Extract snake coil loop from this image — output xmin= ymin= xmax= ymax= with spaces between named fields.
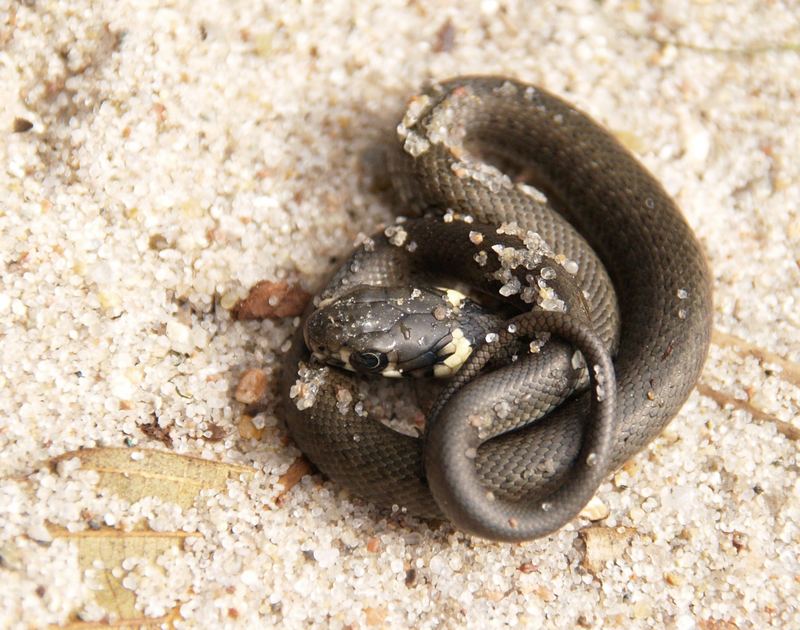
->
xmin=280 ymin=76 xmax=712 ymax=541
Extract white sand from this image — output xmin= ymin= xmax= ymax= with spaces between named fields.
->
xmin=1 ymin=0 xmax=799 ymax=627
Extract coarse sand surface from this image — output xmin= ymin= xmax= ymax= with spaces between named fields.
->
xmin=1 ymin=1 xmax=799 ymax=628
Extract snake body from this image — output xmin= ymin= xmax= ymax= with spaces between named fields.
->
xmin=280 ymin=77 xmax=712 ymax=541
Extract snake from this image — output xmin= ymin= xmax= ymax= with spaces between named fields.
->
xmin=279 ymin=76 xmax=712 ymax=542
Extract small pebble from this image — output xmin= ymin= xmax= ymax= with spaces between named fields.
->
xmin=364 ymin=606 xmax=388 ymax=627
xmin=235 ymin=368 xmax=269 ymax=404
xmin=579 ymin=496 xmax=610 ymax=521
xmin=234 ymin=281 xmax=310 ymax=319
xmin=237 ymin=415 xmax=263 ymax=440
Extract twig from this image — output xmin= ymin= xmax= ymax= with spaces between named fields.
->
xmin=599 ymin=8 xmax=800 ymax=58
xmin=636 ymin=36 xmax=800 ymax=57
xmin=696 ymin=382 xmax=800 ymax=441
xmin=712 ymin=329 xmax=800 ymax=388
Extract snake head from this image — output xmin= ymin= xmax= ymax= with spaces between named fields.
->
xmin=303 ymin=284 xmax=480 ymax=378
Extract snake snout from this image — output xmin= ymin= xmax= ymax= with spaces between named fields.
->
xmin=303 ymin=309 xmax=337 ymax=358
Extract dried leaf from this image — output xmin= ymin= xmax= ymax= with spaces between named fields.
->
xmin=49 ymin=525 xmax=191 ymax=627
xmin=42 ymin=449 xmax=256 ymax=625
xmin=52 ymin=448 xmax=254 ymax=508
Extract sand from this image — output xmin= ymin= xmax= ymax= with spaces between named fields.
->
xmin=1 ymin=0 xmax=799 ymax=627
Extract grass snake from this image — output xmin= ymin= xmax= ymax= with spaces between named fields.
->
xmin=280 ymin=76 xmax=712 ymax=542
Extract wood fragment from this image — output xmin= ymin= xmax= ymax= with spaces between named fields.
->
xmin=433 ymin=19 xmax=456 ymax=53
xmin=275 ymin=457 xmax=313 ymax=505
xmin=698 ymin=619 xmax=740 ymax=630
xmin=579 ymin=526 xmax=636 ymax=574
xmin=139 ymin=416 xmax=173 ymax=448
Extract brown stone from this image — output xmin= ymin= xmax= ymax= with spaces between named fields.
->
xmin=234 ymin=280 xmax=310 ymax=320
xmin=235 ymin=368 xmax=268 ymax=404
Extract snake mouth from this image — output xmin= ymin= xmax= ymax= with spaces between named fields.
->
xmin=311 ymin=351 xmax=345 ymax=369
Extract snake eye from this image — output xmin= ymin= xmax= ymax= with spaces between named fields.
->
xmin=350 ymin=351 xmax=388 ymax=373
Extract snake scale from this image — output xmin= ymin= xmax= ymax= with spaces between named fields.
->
xmin=279 ymin=76 xmax=712 ymax=542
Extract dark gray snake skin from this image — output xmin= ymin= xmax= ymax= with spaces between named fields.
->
xmin=279 ymin=77 xmax=712 ymax=541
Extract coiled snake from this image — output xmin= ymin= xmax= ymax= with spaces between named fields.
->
xmin=280 ymin=77 xmax=712 ymax=542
